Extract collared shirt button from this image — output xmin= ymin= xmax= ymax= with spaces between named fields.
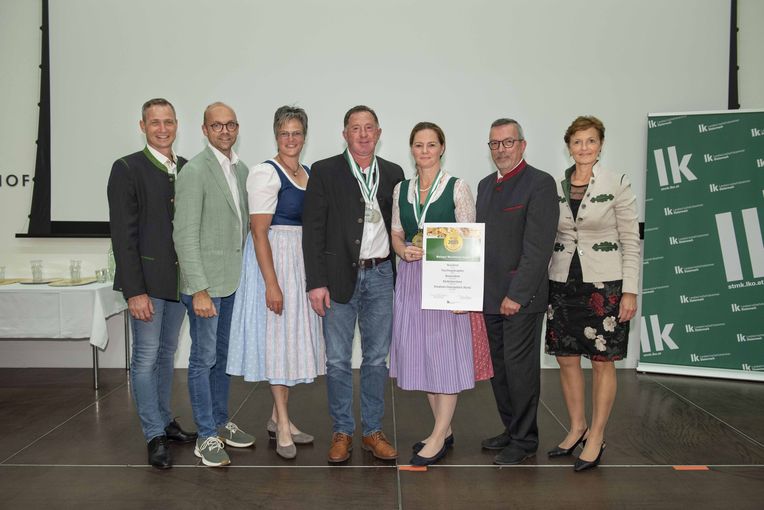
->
xmin=581 ymin=204 xmax=587 ymax=209
xmin=573 ymin=226 xmax=577 ymax=231
xmin=579 ymin=249 xmax=584 ymax=256
xmin=352 ymin=262 xmax=357 ymax=268
xmin=355 ymin=239 xmax=360 ymax=245
xmin=357 ymin=218 xmax=363 ymax=224
xmin=170 ymin=198 xmax=174 ymax=203
xmin=574 ymin=239 xmax=578 ymax=244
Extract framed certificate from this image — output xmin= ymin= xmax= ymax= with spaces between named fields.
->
xmin=421 ymin=222 xmax=485 ymax=311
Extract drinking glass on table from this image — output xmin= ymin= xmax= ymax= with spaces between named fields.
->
xmin=70 ymin=259 xmax=82 ymax=282
xmin=30 ymin=260 xmax=43 ymax=282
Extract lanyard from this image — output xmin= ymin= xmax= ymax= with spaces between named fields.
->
xmin=345 ymin=149 xmax=379 ymax=206
xmin=412 ymin=170 xmax=444 ymax=228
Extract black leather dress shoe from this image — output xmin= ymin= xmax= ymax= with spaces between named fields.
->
xmin=165 ymin=419 xmax=198 ymax=443
xmin=547 ymin=429 xmax=588 ymax=458
xmin=574 ymin=441 xmax=606 ymax=472
xmin=412 ymin=434 xmax=454 ymax=454
xmin=493 ymin=446 xmax=536 ymax=465
xmin=410 ymin=443 xmax=448 ymax=466
xmin=481 ymin=431 xmax=511 ymax=450
xmin=147 ymin=435 xmax=172 ymax=469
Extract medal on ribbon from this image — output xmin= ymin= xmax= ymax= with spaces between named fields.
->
xmin=345 ymin=149 xmax=381 ymax=224
xmin=411 ymin=170 xmax=444 ymax=248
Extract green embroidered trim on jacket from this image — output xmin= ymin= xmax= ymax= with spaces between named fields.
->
xmin=590 ymin=193 xmax=614 ymax=203
xmin=592 ymin=242 xmax=618 ymax=252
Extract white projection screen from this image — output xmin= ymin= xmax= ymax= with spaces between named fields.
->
xmin=49 ymin=0 xmax=730 ymax=223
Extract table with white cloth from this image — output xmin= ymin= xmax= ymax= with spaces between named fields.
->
xmin=0 ymin=281 xmax=129 ymax=389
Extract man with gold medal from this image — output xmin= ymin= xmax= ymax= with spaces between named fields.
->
xmin=302 ymin=105 xmax=404 ymax=463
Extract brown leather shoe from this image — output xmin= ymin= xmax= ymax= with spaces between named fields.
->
xmin=327 ymin=432 xmax=353 ymax=463
xmin=362 ymin=431 xmax=398 ymax=460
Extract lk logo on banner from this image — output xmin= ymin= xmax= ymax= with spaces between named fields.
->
xmin=640 ymin=110 xmax=764 ymax=378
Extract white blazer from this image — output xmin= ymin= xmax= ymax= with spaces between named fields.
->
xmin=548 ymin=162 xmax=640 ymax=294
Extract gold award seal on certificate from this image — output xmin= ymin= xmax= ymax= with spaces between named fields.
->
xmin=443 ymin=228 xmax=464 ymax=252
xmin=411 ymin=229 xmax=424 ymax=248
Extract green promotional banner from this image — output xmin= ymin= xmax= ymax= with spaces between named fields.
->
xmin=639 ymin=110 xmax=764 ymax=381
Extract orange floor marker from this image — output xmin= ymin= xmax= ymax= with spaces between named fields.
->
xmin=673 ymin=465 xmax=710 ymax=471
xmin=399 ymin=465 xmax=428 ymax=472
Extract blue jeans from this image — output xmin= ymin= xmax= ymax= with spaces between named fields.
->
xmin=129 ymin=297 xmax=186 ymax=442
xmin=323 ymin=260 xmax=393 ymax=436
xmin=182 ymin=292 xmax=235 ymax=438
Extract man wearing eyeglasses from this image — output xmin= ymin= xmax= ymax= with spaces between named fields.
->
xmin=476 ymin=118 xmax=558 ymax=465
xmin=173 ymin=102 xmax=254 ymax=467
xmin=108 ymin=98 xmax=197 ymax=470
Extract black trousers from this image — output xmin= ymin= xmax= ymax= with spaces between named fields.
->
xmin=484 ymin=312 xmax=544 ymax=453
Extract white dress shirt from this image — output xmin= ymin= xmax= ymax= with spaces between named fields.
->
xmin=208 ymin=144 xmax=243 ymax=231
xmin=146 ymin=144 xmax=177 ymax=175
xmin=357 ymin=164 xmax=390 ymax=260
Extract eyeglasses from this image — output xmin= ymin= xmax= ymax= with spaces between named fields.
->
xmin=209 ymin=121 xmax=239 ymax=132
xmin=278 ymin=130 xmax=304 ymax=139
xmin=488 ymin=138 xmax=523 ymax=150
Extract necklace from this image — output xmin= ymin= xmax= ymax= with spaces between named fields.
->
xmin=277 ymin=156 xmax=301 ymax=176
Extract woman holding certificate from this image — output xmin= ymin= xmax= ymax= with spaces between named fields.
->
xmin=227 ymin=106 xmax=324 ymax=460
xmin=389 ymin=122 xmax=480 ymax=466
xmin=545 ymin=116 xmax=640 ymax=472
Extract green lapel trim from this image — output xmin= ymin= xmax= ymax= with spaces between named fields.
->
xmin=143 ymin=146 xmax=170 ymax=174
xmin=561 ymin=164 xmax=575 ymax=204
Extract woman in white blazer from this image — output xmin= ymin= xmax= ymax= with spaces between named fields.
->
xmin=544 ymin=116 xmax=640 ymax=472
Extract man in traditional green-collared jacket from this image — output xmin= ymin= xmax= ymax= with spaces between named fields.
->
xmin=107 ymin=98 xmax=197 ymax=470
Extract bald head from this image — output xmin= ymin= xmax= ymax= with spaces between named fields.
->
xmin=202 ymin=102 xmax=239 ymax=158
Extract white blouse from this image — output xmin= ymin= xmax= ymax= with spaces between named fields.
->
xmin=246 ymin=158 xmax=307 ymax=215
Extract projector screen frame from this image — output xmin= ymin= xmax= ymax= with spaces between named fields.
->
xmin=19 ymin=0 xmax=738 ymax=239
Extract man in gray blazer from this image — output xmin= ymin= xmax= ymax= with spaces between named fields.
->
xmin=173 ymin=102 xmax=254 ymax=467
xmin=475 ymin=118 xmax=558 ymax=465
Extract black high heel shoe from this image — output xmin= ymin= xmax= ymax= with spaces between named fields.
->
xmin=412 ymin=434 xmax=454 ymax=454
xmin=410 ymin=443 xmax=448 ymax=466
xmin=547 ymin=429 xmax=588 ymax=458
xmin=574 ymin=441 xmax=606 ymax=472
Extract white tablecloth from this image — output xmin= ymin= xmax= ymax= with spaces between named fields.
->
xmin=0 ymin=282 xmax=127 ymax=349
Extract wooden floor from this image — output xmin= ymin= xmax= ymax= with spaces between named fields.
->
xmin=0 ymin=368 xmax=762 ymax=509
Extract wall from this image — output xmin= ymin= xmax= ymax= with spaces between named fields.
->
xmin=1 ymin=0 xmax=762 ymax=368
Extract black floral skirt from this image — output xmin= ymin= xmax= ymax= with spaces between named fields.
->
xmin=545 ymin=271 xmax=629 ymax=362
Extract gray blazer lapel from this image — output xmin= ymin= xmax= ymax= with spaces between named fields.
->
xmin=204 ymin=147 xmax=239 ymax=216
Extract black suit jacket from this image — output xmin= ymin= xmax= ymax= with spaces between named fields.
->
xmin=107 ymin=148 xmax=187 ymax=301
xmin=476 ymin=162 xmax=559 ymax=315
xmin=302 ymin=153 xmax=404 ymax=303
